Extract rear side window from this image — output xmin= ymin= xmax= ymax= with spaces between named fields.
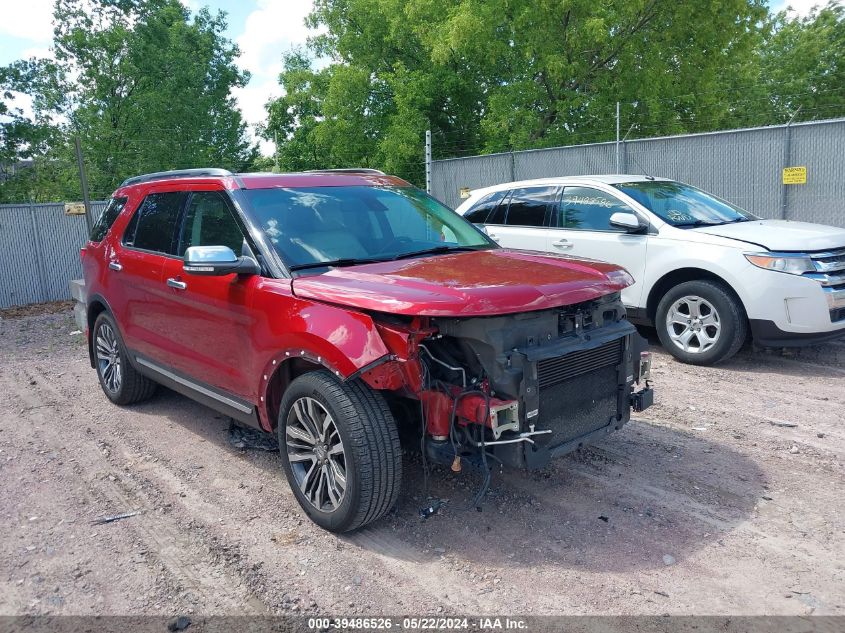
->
xmin=123 ymin=192 xmax=188 ymax=254
xmin=504 ymin=186 xmax=557 ymax=227
xmin=465 ymin=190 xmax=507 ymax=224
xmin=557 ymin=187 xmax=633 ymax=231
xmin=179 ymin=191 xmax=244 ymax=256
xmin=89 ymin=197 xmax=127 ymax=242
xmin=486 ymin=191 xmax=510 ymax=225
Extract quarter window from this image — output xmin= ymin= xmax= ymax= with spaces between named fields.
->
xmin=504 ymin=186 xmax=557 ymax=227
xmin=124 ymin=192 xmax=188 ymax=254
xmin=179 ymin=192 xmax=244 ymax=256
xmin=486 ymin=191 xmax=509 ymax=225
xmin=557 ymin=187 xmax=633 ymax=231
xmin=465 ymin=190 xmax=507 ymax=224
xmin=89 ymin=197 xmax=128 ymax=242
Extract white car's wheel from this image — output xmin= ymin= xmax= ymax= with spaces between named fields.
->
xmin=656 ymin=280 xmax=747 ymax=365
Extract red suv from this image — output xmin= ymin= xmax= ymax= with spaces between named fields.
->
xmin=80 ymin=168 xmax=653 ymax=532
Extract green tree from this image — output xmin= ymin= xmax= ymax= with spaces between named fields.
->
xmin=265 ymin=0 xmax=771 ymax=183
xmin=0 ymin=0 xmax=257 ymax=202
xmin=758 ymin=1 xmax=845 ymax=123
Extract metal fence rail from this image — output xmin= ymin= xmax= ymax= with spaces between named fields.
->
xmin=0 ymin=201 xmax=106 ymax=308
xmin=431 ymin=117 xmax=845 ymax=228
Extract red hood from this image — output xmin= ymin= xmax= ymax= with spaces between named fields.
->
xmin=291 ymin=249 xmax=631 ymax=317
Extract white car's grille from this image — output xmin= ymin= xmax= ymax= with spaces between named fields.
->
xmin=806 ymin=248 xmax=845 ymax=321
xmin=810 ymin=248 xmax=845 ymax=274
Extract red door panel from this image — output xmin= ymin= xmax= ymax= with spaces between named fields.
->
xmin=104 ymin=247 xmax=170 ymax=361
xmin=159 ymin=257 xmax=259 ymax=399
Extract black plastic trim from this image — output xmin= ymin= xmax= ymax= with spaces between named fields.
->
xmin=625 ymin=306 xmax=651 ymax=325
xmin=749 ymin=319 xmax=845 ymax=347
xmin=130 ymin=352 xmax=261 ymax=428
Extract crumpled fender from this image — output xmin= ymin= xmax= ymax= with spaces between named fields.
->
xmin=252 ymin=281 xmax=394 ymax=429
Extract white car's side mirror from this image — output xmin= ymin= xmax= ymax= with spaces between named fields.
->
xmin=609 ymin=212 xmax=643 ymax=232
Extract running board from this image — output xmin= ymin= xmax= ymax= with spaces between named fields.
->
xmin=133 ymin=354 xmax=261 ymax=429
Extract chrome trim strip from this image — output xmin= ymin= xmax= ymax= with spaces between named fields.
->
xmin=804 ymin=272 xmax=845 ymax=287
xmin=813 ymin=259 xmax=845 ymax=274
xmin=135 ymin=357 xmax=254 ymax=414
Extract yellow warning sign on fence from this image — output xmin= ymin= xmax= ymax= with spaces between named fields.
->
xmin=782 ymin=166 xmax=807 ymax=185
xmin=459 ymin=187 xmax=471 ymax=199
xmin=64 ymin=202 xmax=86 ymax=215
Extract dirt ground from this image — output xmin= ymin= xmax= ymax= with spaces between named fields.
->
xmin=0 ymin=308 xmax=843 ymax=617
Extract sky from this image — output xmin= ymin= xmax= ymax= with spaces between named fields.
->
xmin=0 ymin=0 xmax=834 ymax=155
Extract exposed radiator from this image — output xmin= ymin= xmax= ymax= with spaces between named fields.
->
xmin=537 ymin=338 xmax=624 ymax=389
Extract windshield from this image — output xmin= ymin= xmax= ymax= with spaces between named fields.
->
xmin=613 ymin=181 xmax=758 ymax=227
xmin=243 ymin=186 xmax=494 ymax=270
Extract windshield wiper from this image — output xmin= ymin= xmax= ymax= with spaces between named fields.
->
xmin=390 ymin=245 xmax=485 ymax=261
xmin=289 ymin=257 xmax=385 ymax=272
xmin=679 ymin=217 xmax=751 ymax=227
xmin=673 ymin=219 xmax=724 ymax=227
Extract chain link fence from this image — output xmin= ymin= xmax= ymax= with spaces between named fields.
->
xmin=2 ymin=118 xmax=843 ymax=309
xmin=431 ymin=117 xmax=845 ymax=228
xmin=0 ymin=201 xmax=106 ymax=308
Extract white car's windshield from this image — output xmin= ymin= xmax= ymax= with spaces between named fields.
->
xmin=244 ymin=186 xmax=495 ymax=271
xmin=614 ymin=181 xmax=758 ymax=227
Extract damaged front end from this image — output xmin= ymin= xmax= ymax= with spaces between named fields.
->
xmin=383 ymin=292 xmax=654 ymax=471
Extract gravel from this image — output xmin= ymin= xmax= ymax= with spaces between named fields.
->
xmin=0 ymin=309 xmax=843 ymax=616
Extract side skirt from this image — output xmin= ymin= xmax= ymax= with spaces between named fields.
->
xmin=130 ymin=352 xmax=262 ymax=429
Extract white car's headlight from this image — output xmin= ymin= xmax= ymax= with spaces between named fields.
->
xmin=744 ymin=253 xmax=815 ymax=275
xmin=606 ymin=269 xmax=635 ymax=287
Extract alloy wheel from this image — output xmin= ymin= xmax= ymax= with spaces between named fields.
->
xmin=95 ymin=322 xmax=122 ymax=393
xmin=285 ymin=397 xmax=347 ymax=512
xmin=665 ymin=295 xmax=721 ymax=354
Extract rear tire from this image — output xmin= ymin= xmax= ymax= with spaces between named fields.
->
xmin=278 ymin=370 xmax=402 ymax=533
xmin=655 ymin=279 xmax=747 ymax=366
xmin=93 ymin=312 xmax=157 ymax=405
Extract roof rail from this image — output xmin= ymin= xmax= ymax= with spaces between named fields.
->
xmin=303 ymin=168 xmax=386 ymax=176
xmin=119 ymin=168 xmax=233 ymax=187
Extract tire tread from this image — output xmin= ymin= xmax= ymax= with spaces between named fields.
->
xmin=93 ymin=313 xmax=157 ymax=405
xmin=280 ymin=371 xmax=401 ymax=532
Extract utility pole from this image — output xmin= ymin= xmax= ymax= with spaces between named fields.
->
xmin=780 ymin=107 xmax=802 ymax=220
xmin=615 ymin=102 xmax=621 ymax=174
xmin=425 ymin=129 xmax=432 ymax=194
xmin=74 ymin=136 xmax=93 ymax=232
xmin=273 ymin=131 xmax=280 ymax=173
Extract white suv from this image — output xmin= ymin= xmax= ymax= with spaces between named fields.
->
xmin=455 ymin=176 xmax=845 ymax=365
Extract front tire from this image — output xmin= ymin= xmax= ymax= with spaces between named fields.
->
xmin=655 ymin=279 xmax=747 ymax=365
xmin=93 ymin=312 xmax=157 ymax=405
xmin=278 ymin=370 xmax=402 ymax=532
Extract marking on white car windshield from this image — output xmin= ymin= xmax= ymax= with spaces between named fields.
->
xmin=561 ymin=195 xmax=617 ymax=208
xmin=666 ymin=210 xmax=695 ymax=222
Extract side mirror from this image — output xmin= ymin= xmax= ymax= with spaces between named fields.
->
xmin=183 ymin=245 xmax=260 ymax=276
xmin=609 ymin=212 xmax=644 ymax=232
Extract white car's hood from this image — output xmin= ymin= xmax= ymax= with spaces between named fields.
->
xmin=692 ymin=219 xmax=845 ymax=252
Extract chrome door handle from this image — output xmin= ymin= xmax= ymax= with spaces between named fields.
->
xmin=108 ymin=262 xmax=123 ymax=271
xmin=166 ymin=278 xmax=187 ymax=290
xmin=552 ymin=239 xmax=573 ymax=249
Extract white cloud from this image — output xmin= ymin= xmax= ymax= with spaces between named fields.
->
xmin=773 ymin=0 xmax=842 ymax=17
xmin=234 ymin=0 xmax=318 ymax=154
xmin=21 ymin=46 xmax=54 ymax=60
xmin=0 ymin=0 xmax=55 ymax=42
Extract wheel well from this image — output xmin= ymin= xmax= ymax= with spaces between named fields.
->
xmin=646 ymin=268 xmax=744 ymax=322
xmin=265 ymin=358 xmax=323 ymax=430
